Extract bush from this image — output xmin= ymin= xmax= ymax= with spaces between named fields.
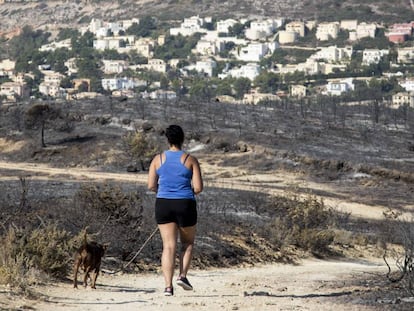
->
xmin=382 ymin=209 xmax=414 ymax=295
xmin=268 ymin=193 xmax=335 ymax=255
xmin=0 ymin=225 xmax=78 ymax=289
xmin=123 ymin=131 xmax=158 ymax=170
xmin=73 ymin=183 xmax=144 ymax=256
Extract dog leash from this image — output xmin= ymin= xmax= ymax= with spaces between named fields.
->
xmin=124 ymin=226 xmax=159 ymax=268
xmin=104 ymin=226 xmax=159 ymax=274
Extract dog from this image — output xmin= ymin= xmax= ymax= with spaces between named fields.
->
xmin=73 ymin=232 xmax=108 ymax=289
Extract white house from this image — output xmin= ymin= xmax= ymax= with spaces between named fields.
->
xmin=245 ymin=19 xmax=276 ymax=40
xmin=236 ymin=42 xmax=274 ymax=62
xmin=39 ymin=82 xmax=66 ymax=98
xmin=340 ymin=20 xmax=358 ymax=31
xmin=290 ymin=85 xmax=308 ymax=98
xmin=296 ymin=59 xmax=323 ymax=75
xmin=0 ymin=59 xmax=15 ymax=77
xmin=195 ymin=59 xmax=217 ymax=77
xmin=101 ymin=77 xmax=138 ymax=91
xmin=95 ymin=27 xmax=109 ymax=38
xmin=121 ymin=18 xmax=140 ymax=31
xmin=87 ymin=18 xmax=104 ymax=34
xmin=43 ymin=71 xmax=65 ymax=85
xmin=356 ymin=23 xmax=377 ymax=39
xmin=195 ymin=39 xmax=224 ymax=56
xmin=285 ymin=21 xmax=306 ymax=37
xmin=392 ymin=92 xmax=414 ymax=107
xmin=278 ymin=31 xmax=298 ymax=44
xmin=149 ymin=90 xmax=177 ymax=100
xmin=93 ymin=36 xmax=135 ymax=51
xmin=362 ymin=49 xmax=389 ymax=66
xmin=132 ymin=38 xmax=155 ymax=58
xmin=324 ymin=78 xmax=354 ymax=96
xmin=146 ymin=59 xmax=167 ymax=73
xmin=0 ymin=59 xmax=15 ymax=71
xmin=0 ymin=82 xmax=28 ymax=98
xmin=316 ymin=22 xmax=339 ymax=41
xmin=64 ymin=58 xmax=78 ymax=75
xmin=310 ymin=46 xmax=353 ymax=63
xmin=243 ymin=91 xmax=279 ymax=104
xmin=397 ymin=47 xmax=414 ymax=63
xmin=218 ymin=63 xmax=261 ymax=80
xmin=399 ymin=78 xmax=414 ymax=92
xmin=217 ymin=19 xmax=238 ymax=34
xmin=170 ymin=15 xmax=208 ymax=36
xmin=102 ymin=60 xmax=128 ymax=74
xmin=94 ymin=38 xmax=121 ymax=50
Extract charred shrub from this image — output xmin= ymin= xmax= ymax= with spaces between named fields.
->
xmin=73 ymin=183 xmax=144 ymax=255
xmin=267 ymin=194 xmax=335 ymax=255
xmin=0 ymin=225 xmax=77 ymax=289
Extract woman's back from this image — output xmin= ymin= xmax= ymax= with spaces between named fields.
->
xmin=156 ymin=150 xmax=194 ymax=199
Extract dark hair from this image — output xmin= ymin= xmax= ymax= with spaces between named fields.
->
xmin=165 ymin=125 xmax=184 ymax=146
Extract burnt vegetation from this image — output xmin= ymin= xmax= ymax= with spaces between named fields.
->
xmin=0 ymin=96 xmax=413 ymax=299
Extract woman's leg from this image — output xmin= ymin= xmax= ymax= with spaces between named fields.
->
xmin=178 ymin=225 xmax=196 ymax=278
xmin=158 ymin=223 xmax=178 ymax=288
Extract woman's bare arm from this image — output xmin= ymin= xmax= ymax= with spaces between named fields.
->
xmin=190 ymin=156 xmax=203 ymax=194
xmin=147 ymin=156 xmax=159 ymax=192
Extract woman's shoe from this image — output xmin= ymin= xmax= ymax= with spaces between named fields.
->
xmin=164 ymin=287 xmax=174 ymax=296
xmin=176 ymin=276 xmax=193 ymax=290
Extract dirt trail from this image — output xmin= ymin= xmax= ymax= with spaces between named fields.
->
xmin=0 ymin=160 xmax=409 ymax=310
xmin=1 ymin=259 xmax=390 ymax=311
xmin=0 ymin=160 xmax=401 ymax=220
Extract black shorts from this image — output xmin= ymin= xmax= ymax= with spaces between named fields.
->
xmin=155 ymin=198 xmax=197 ymax=227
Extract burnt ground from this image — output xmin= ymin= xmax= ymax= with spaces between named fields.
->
xmin=0 ymin=97 xmax=414 ymax=308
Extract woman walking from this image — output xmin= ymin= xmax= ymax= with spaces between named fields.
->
xmin=147 ymin=125 xmax=203 ymax=296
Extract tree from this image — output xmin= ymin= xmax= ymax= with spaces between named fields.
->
xmin=128 ymin=50 xmax=148 ymax=65
xmin=153 ymin=33 xmax=201 ymax=60
xmin=228 ymin=23 xmax=245 ymax=38
xmin=8 ymin=26 xmax=50 ymax=72
xmin=57 ymin=28 xmax=80 ymax=42
xmin=24 ymin=69 xmax=43 ymax=98
xmin=71 ymin=31 xmax=95 ymax=56
xmin=76 ymin=55 xmax=103 ymax=92
xmin=24 ymin=104 xmax=60 ymax=147
xmin=216 ymin=78 xmax=233 ymax=96
xmin=254 ymin=72 xmax=280 ymax=93
xmin=126 ymin=16 xmax=156 ymax=37
xmin=233 ymin=77 xmax=251 ymax=99
xmin=101 ymin=49 xmax=126 ymax=60
xmin=123 ymin=131 xmax=158 ymax=170
xmin=189 ymin=79 xmax=214 ymax=101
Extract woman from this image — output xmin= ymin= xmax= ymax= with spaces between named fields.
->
xmin=148 ymin=125 xmax=203 ymax=296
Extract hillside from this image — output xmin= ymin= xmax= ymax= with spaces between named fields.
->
xmin=1 ymin=0 xmax=414 ymax=309
xmin=0 ymin=0 xmax=412 ymax=38
xmin=1 ymin=96 xmax=414 ymax=309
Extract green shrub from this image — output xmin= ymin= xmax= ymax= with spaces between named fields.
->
xmin=0 ymin=225 xmax=77 ymax=289
xmin=123 ymin=131 xmax=158 ymax=170
xmin=268 ymin=194 xmax=335 ymax=255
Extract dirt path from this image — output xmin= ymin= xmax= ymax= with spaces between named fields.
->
xmin=0 ymin=160 xmax=410 ymax=310
xmin=0 ymin=160 xmax=405 ymax=220
xmin=1 ymin=259 xmax=391 ymax=311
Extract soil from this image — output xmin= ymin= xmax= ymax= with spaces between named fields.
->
xmin=1 ymin=259 xmax=396 ymax=311
xmin=1 ymin=98 xmax=414 ymax=310
xmin=0 ymin=160 xmax=412 ymax=311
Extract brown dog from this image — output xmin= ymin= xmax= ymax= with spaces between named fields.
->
xmin=73 ymin=232 xmax=107 ymax=289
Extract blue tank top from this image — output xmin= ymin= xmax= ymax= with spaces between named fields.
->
xmin=156 ymin=150 xmax=194 ymax=199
